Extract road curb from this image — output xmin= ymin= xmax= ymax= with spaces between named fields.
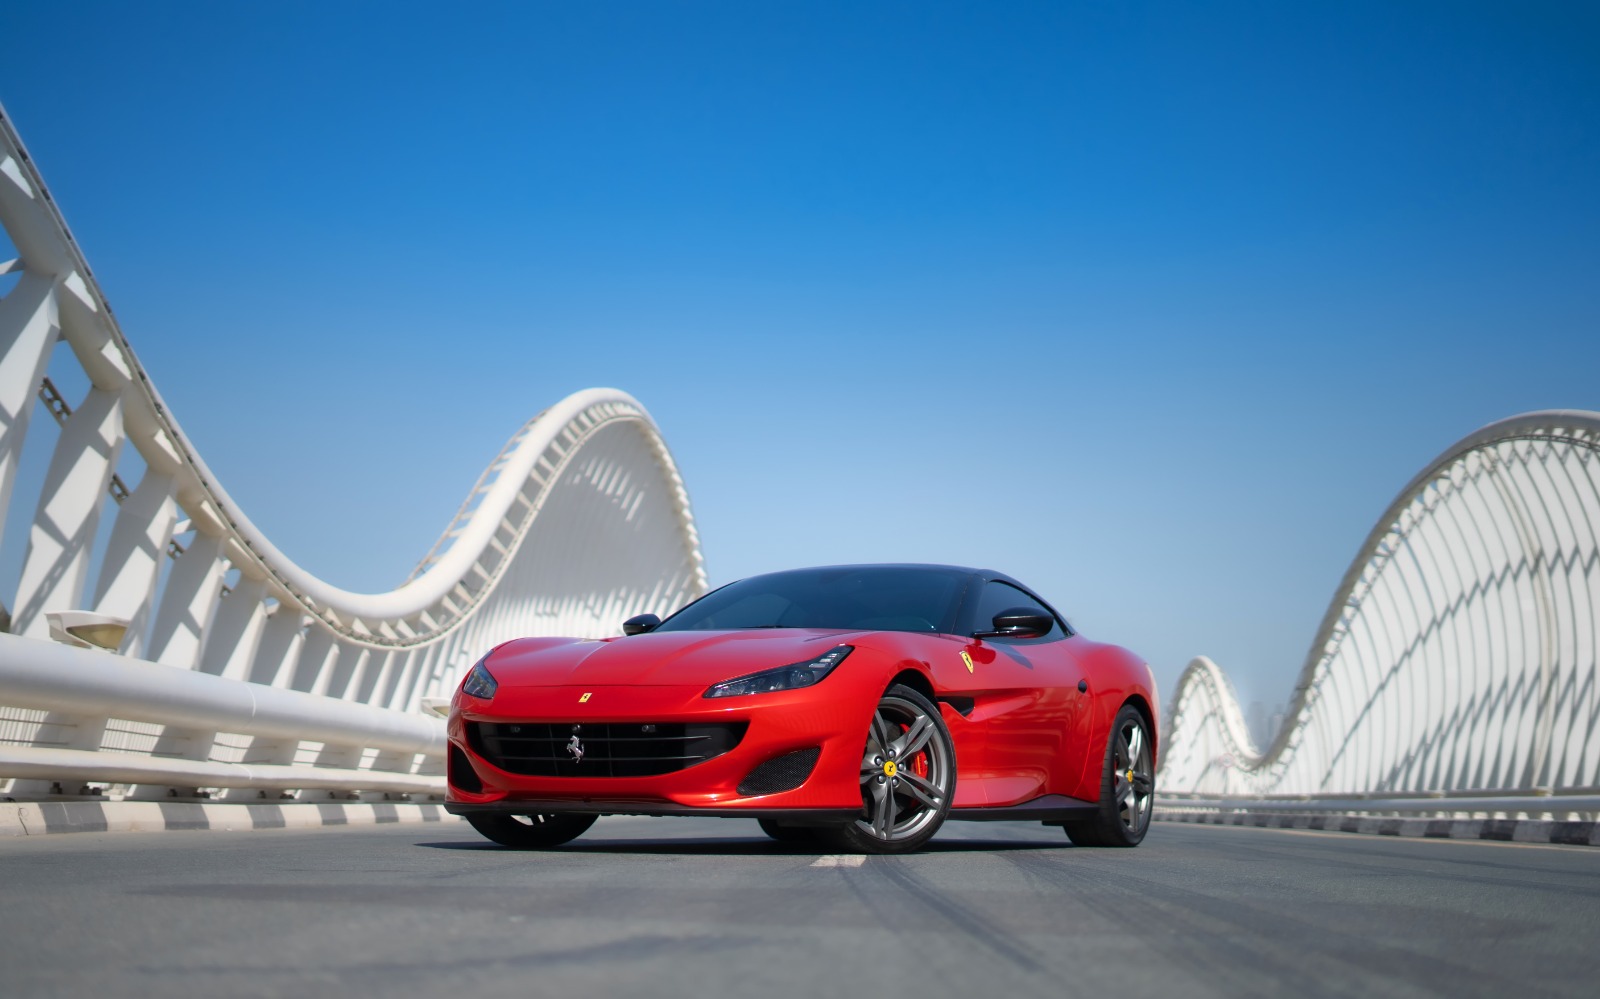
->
xmin=1155 ymin=809 xmax=1600 ymax=846
xmin=0 ymin=800 xmax=458 ymax=837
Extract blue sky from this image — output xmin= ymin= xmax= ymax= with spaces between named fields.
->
xmin=2 ymin=1 xmax=1597 ymax=715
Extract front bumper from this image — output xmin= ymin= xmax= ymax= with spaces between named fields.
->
xmin=447 ymin=683 xmax=873 ymax=814
xmin=444 ymin=801 xmax=862 ymax=823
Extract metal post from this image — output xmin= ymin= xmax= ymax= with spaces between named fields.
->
xmin=0 ymin=272 xmax=59 ymax=550
xmin=10 ymin=385 xmax=125 ymax=638
xmin=145 ymin=529 xmax=227 ymax=668
xmin=90 ymin=469 xmax=178 ymax=656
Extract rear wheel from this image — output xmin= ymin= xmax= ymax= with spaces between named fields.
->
xmin=826 ymin=684 xmax=955 ymax=854
xmin=1064 ymin=704 xmax=1153 ymax=847
xmin=465 ymin=812 xmax=597 ymax=849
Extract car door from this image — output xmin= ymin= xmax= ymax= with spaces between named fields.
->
xmin=957 ymin=578 xmax=1092 ymax=805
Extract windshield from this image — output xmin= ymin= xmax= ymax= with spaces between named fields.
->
xmin=655 ymin=566 xmax=970 ymax=634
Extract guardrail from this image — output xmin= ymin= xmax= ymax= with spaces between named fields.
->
xmin=0 ymin=633 xmax=444 ymax=801
xmin=1157 ymin=789 xmax=1600 ymax=819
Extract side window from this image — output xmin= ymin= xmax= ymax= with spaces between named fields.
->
xmin=971 ymin=580 xmax=1063 ymax=640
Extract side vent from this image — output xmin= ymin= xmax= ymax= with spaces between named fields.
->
xmin=737 ymin=747 xmax=821 ymax=797
xmin=938 ymin=696 xmax=975 ymax=717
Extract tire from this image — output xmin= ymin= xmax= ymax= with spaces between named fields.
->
xmin=1064 ymin=703 xmax=1154 ymax=847
xmin=825 ymin=684 xmax=955 ymax=854
xmin=757 ymin=818 xmax=824 ymax=845
xmin=465 ymin=812 xmax=597 ymax=849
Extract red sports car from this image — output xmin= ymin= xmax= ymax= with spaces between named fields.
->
xmin=446 ymin=564 xmax=1157 ymax=853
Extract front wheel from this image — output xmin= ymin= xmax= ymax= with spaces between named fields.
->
xmin=826 ymin=684 xmax=955 ymax=854
xmin=465 ymin=812 xmax=597 ymax=849
xmin=1064 ymin=704 xmax=1153 ymax=847
xmin=757 ymin=818 xmax=825 ymax=845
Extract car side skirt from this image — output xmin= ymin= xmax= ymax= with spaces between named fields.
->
xmin=947 ymin=794 xmax=1100 ymax=823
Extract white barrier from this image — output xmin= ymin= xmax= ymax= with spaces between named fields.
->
xmin=1158 ymin=790 xmax=1600 ymax=818
xmin=0 ymin=632 xmax=444 ymax=798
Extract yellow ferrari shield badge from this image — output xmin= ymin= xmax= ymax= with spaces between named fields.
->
xmin=960 ymin=651 xmax=975 ymax=673
xmin=578 ymin=692 xmax=593 ymax=703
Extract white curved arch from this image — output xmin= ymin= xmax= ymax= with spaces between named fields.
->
xmin=200 ymin=385 xmax=706 ymax=643
xmin=0 ymin=102 xmax=707 ymax=718
xmin=1162 ymin=411 xmax=1600 ymax=797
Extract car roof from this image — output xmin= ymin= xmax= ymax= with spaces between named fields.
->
xmin=742 ymin=563 xmax=1022 ymax=586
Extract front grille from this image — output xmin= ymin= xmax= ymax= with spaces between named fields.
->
xmin=468 ymin=721 xmax=747 ymax=778
xmin=738 ymin=747 xmax=821 ymax=796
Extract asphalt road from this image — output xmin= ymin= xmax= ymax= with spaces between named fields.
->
xmin=2 ymin=817 xmax=1596 ymax=999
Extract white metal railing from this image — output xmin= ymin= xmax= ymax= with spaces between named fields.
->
xmin=0 ymin=632 xmax=443 ymax=798
xmin=0 ymin=101 xmax=708 ymax=806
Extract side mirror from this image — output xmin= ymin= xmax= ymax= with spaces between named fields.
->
xmin=974 ymin=606 xmax=1052 ymax=639
xmin=622 ymin=613 xmax=661 ymax=636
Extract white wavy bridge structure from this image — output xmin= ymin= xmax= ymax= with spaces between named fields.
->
xmin=0 ymin=105 xmax=705 ymax=817
xmin=1161 ymin=410 xmax=1600 ymax=824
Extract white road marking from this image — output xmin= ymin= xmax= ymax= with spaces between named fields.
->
xmin=810 ymin=854 xmax=866 ymax=867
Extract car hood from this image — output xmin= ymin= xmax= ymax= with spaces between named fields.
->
xmin=484 ymin=629 xmax=864 ymax=688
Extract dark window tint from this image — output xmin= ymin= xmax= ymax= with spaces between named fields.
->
xmin=656 ymin=566 xmax=969 ymax=634
xmin=971 ymin=580 xmax=1062 ymax=639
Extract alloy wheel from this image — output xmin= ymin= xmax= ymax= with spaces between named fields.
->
xmin=1112 ymin=716 xmax=1154 ymax=837
xmin=852 ymin=689 xmax=953 ymax=847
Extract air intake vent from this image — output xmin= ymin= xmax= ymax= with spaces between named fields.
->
xmin=468 ymin=721 xmax=747 ymax=778
xmin=738 ymin=747 xmax=821 ymax=797
xmin=448 ymin=743 xmax=483 ymax=793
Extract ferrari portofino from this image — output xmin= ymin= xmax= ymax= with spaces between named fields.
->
xmin=446 ymin=564 xmax=1157 ymax=853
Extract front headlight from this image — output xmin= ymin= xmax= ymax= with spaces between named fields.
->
xmin=703 ymin=645 xmax=853 ymax=698
xmin=461 ymin=658 xmax=498 ymax=699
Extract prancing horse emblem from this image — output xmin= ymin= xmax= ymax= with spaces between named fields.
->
xmin=567 ymin=726 xmax=585 ymax=764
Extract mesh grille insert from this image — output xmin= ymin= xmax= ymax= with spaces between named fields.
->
xmin=738 ymin=747 xmax=822 ymax=797
xmin=468 ymin=721 xmax=747 ymax=778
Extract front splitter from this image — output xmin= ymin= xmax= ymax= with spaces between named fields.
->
xmin=446 ymin=800 xmax=862 ymax=823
